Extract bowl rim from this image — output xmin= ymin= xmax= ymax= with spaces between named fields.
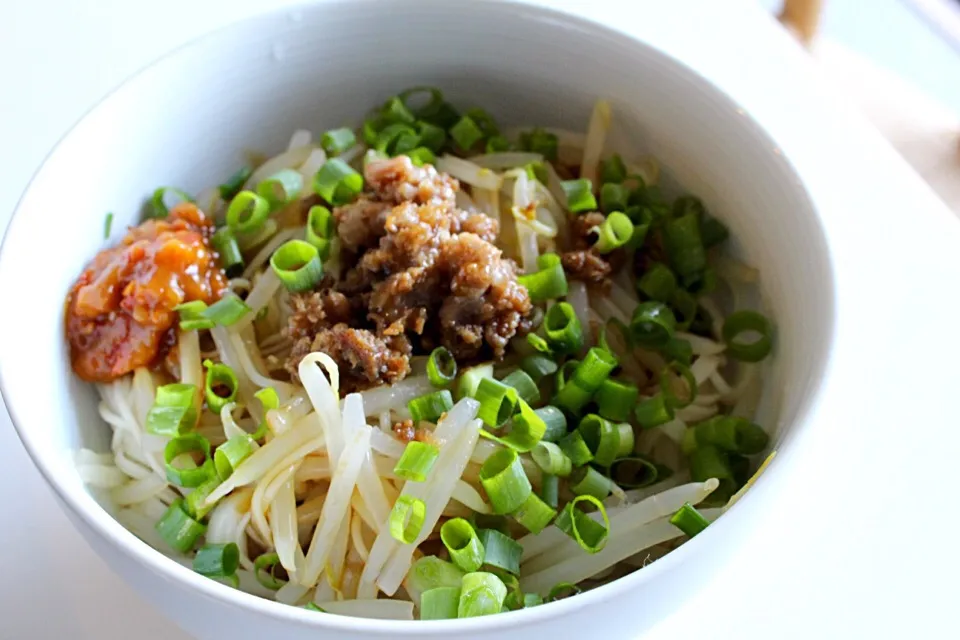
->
xmin=0 ymin=0 xmax=836 ymax=633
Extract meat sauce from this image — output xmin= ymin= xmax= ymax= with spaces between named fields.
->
xmin=65 ymin=203 xmax=228 ymax=382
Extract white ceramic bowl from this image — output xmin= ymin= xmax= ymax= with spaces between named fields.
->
xmin=0 ymin=1 xmax=834 ymax=638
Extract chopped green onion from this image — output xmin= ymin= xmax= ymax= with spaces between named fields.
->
xmin=408 ymin=556 xmax=465 ymax=596
xmin=600 ymin=183 xmax=630 ymax=214
xmin=476 ymin=528 xmax=522 ymax=574
xmin=219 ymin=166 xmax=252 ymax=200
xmin=524 ymin=161 xmax=549 ymax=185
xmin=103 ymin=212 xmax=114 ymax=239
xmin=659 ymin=361 xmax=697 ymax=409
xmin=407 ymin=147 xmax=437 ymax=167
xmin=184 ymin=476 xmax=220 ymax=519
xmin=393 ymin=441 xmax=440 ymax=482
xmin=500 ymin=369 xmax=540 ymax=404
xmin=531 ymin=441 xmax=572 ymax=477
xmin=521 ymin=355 xmax=558 ymax=383
xmin=569 ymin=465 xmax=616 ymax=500
xmin=397 ymin=86 xmax=446 ymax=118
xmin=225 ymin=190 xmax=271 ymax=236
xmin=416 ymin=121 xmax=446 ymax=151
xmin=536 ymin=406 xmax=568 ymax=443
xmin=303 ymin=602 xmax=325 ymax=613
xmin=689 ymin=444 xmax=735 ymax=498
xmin=670 ymin=502 xmax=710 ymax=537
xmin=211 ymin=227 xmax=244 ymax=277
xmin=544 ymin=302 xmax=584 ymax=354
xmin=252 ymin=386 xmax=279 ymax=440
xmin=610 ymin=456 xmax=662 ymax=488
xmin=722 ymin=310 xmax=773 ymax=362
xmin=389 ymin=495 xmax=426 ymax=544
xmin=213 ymin=434 xmax=255 ymax=481
xmin=664 ymin=211 xmax=706 ymax=284
xmin=701 ymin=215 xmax=730 ymax=248
xmin=479 ymin=448 xmax=532 ymax=515
xmin=630 ymin=301 xmax=677 ymax=348
xmin=519 ymin=128 xmax=558 ymax=161
xmin=375 ymin=123 xmax=418 ymax=155
xmin=458 ymin=572 xmax=508 ymax=618
xmin=305 ymin=205 xmax=334 ymax=258
xmin=616 ymin=422 xmax=636 ymax=458
xmin=383 ymin=95 xmax=417 ymax=124
xmin=175 ymin=301 xmax=215 ymax=332
xmin=692 ymin=416 xmax=769 ymax=455
xmin=427 ymin=347 xmax=457 ymax=387
xmin=253 ymin=553 xmax=286 ymax=590
xmin=540 ymin=473 xmax=559 ymax=508
xmin=485 ymin=135 xmax=511 ymax=153
xmin=523 ymin=592 xmax=544 ymax=608
xmin=600 ymin=154 xmax=627 ymax=184
xmin=320 ymin=127 xmax=356 ymax=155
xmin=164 ymin=434 xmax=214 ymax=488
xmin=407 ymin=389 xmax=454 ymax=424
xmin=206 ymin=294 xmax=251 ymax=327
xmin=661 ymin=337 xmax=693 ymax=367
xmin=594 ymin=378 xmax=639 ymax=423
xmin=313 ymin=158 xmax=364 ymax=205
xmin=465 ymin=107 xmax=499 ymax=137
xmin=256 ymin=169 xmax=303 ymax=209
xmin=146 ymin=383 xmax=198 ymax=436
xmin=363 ymin=116 xmax=386 ymax=145
xmin=553 ymin=347 xmax=619 ymax=415
xmin=441 ymin=518 xmax=485 ymax=573
xmin=517 ymin=253 xmax=568 ymax=301
xmin=421 ymin=586 xmax=461 ymax=620
xmin=578 ymin=414 xmax=620 ymax=467
xmin=634 ymin=394 xmax=675 ymax=429
xmin=193 ymin=542 xmax=240 ymax=577
xmin=637 ymin=262 xmax=677 ymax=302
xmin=561 ymin=179 xmax=597 ymax=213
xmin=527 ymin=333 xmax=554 ymax=355
xmin=156 ymin=499 xmax=206 ymax=553
xmin=554 ymin=494 xmax=610 ymax=553
xmin=594 ymin=211 xmax=633 ymax=253
xmin=482 ymin=399 xmax=546 ymax=452
xmin=203 ymin=360 xmax=238 ymax=414
xmin=456 ymin=363 xmax=494 ymax=401
xmin=235 ymin=218 xmax=278 ymax=251
xmin=474 ymin=378 xmax=518 ymax=428
xmin=558 ymin=429 xmax=594 ymax=467
xmin=270 ymin=239 xmax=324 ymax=293
xmin=449 ymin=115 xmax=484 ymax=150
xmin=513 ymin=491 xmax=557 ymax=534
xmin=671 ymin=288 xmax=699 ymax=330
xmin=689 ymin=304 xmax=715 ymax=337
xmin=149 ymin=186 xmax=193 ymax=218
xmin=546 ymin=582 xmax=582 ymax=602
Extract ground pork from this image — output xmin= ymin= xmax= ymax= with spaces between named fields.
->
xmin=560 ymin=211 xmax=620 ymax=286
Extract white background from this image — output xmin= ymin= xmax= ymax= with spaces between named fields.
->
xmin=1 ymin=1 xmax=958 ymax=638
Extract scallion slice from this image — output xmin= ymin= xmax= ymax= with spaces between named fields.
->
xmin=305 ymin=205 xmax=334 ymax=258
xmin=416 ymin=121 xmax=446 ymax=151
xmin=600 ymin=182 xmax=630 ymax=214
xmin=517 ymin=253 xmax=568 ymax=301
xmin=722 ymin=310 xmax=773 ymax=362
xmin=561 ymin=179 xmax=597 ymax=213
xmin=146 ymin=383 xmax=198 ymax=436
xmin=692 ymin=416 xmax=769 ymax=455
xmin=659 ymin=361 xmax=697 ymax=409
xmin=270 ymin=239 xmax=324 ymax=293
xmin=155 ymin=499 xmax=206 ymax=553
xmin=558 ymin=429 xmax=594 ymax=467
xmin=609 ymin=456 xmax=664 ymax=489
xmin=630 ymin=301 xmax=677 ymax=348
xmin=482 ymin=399 xmax=546 ymax=452
xmin=519 ymin=128 xmax=558 ymax=161
xmin=219 ymin=166 xmax=252 ymax=200
xmin=407 ymin=389 xmax=454 ymax=424
xmin=456 ymin=363 xmax=494 ymax=401
xmin=600 ymin=154 xmax=627 ymax=184
xmin=103 ymin=212 xmax=114 ymax=239
xmin=193 ymin=542 xmax=240 ymax=577
xmin=303 ymin=602 xmax=325 ymax=613
xmin=226 ymin=190 xmax=270 ymax=235
xmin=203 ymin=359 xmax=238 ymax=414
xmin=184 ymin=476 xmax=221 ymax=519
xmin=512 ymin=491 xmax=557 ymax=534
xmin=689 ymin=444 xmax=735 ymax=500
xmin=554 ymin=494 xmax=610 ymax=553
xmin=213 ymin=434 xmax=255 ymax=481
xmin=670 ymin=502 xmax=710 ymax=538
xmin=427 ymin=346 xmax=457 ymax=387
xmin=211 ymin=226 xmax=244 ymax=277
xmin=520 ymin=355 xmax=559 ymax=383
xmin=253 ymin=553 xmax=286 ymax=590
xmin=637 ymin=262 xmax=677 ymax=302
xmin=540 ymin=473 xmax=559 ymax=508
xmin=476 ymin=528 xmax=522 ymax=574
xmin=523 ymin=593 xmax=545 ymax=608
xmin=408 ymin=146 xmax=437 ymax=167
xmin=479 ymin=448 xmax=531 ymax=515
xmin=383 ymin=95 xmax=417 ymax=124
xmin=313 ymin=158 xmax=364 ymax=206
xmin=393 ymin=441 xmax=440 ymax=482
xmin=440 ymin=518 xmax=485 ymax=573
xmin=578 ymin=414 xmax=620 ymax=468
xmin=664 ymin=211 xmax=706 ymax=283
xmin=485 ymin=135 xmax=511 ymax=153
xmin=421 ymin=586 xmax=461 ymax=620
xmin=320 ymin=127 xmax=357 ymax=155
xmin=546 ymin=582 xmax=582 ymax=602
xmin=375 ymin=123 xmax=418 ymax=155
xmin=701 ymin=214 xmax=730 ymax=249
xmin=450 ymin=115 xmax=485 ymax=150
xmin=634 ymin=394 xmax=674 ymax=429
xmin=593 ymin=211 xmax=633 ymax=253
xmin=594 ymin=378 xmax=639 ymax=423
xmin=389 ymin=495 xmax=427 ymax=544
xmin=149 ymin=186 xmax=193 ymax=218
xmin=537 ymin=406 xmax=568 ymax=443
xmin=526 ymin=333 xmax=553 ymax=355
xmin=553 ymin=347 xmax=618 ymax=415
xmin=544 ymin=302 xmax=584 ymax=354
xmin=661 ymin=336 xmax=693 ymax=366
xmin=458 ymin=572 xmax=508 ymax=618
xmin=569 ymin=465 xmax=615 ymax=500
xmin=474 ymin=378 xmax=519 ymax=428
xmin=164 ymin=433 xmax=215 ymax=488
xmin=500 ymin=369 xmax=540 ymax=404
xmin=531 ymin=441 xmax=572 ymax=477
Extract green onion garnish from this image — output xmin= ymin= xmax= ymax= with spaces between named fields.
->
xmin=383 ymin=95 xmax=417 ymax=124
xmin=634 ymin=394 xmax=674 ymax=429
xmin=478 ymin=448 xmax=532 ymax=515
xmin=416 ymin=121 xmax=446 ymax=151
xmin=213 ymin=434 xmax=255 ymax=481
xmin=375 ymin=123 xmax=418 ymax=155
xmin=427 ymin=346 xmax=457 ymax=387
xmin=211 ymin=227 xmax=244 ymax=277
xmin=593 ymin=211 xmax=633 ymax=253
xmin=526 ymin=333 xmax=554 ymax=356
xmin=155 ymin=499 xmax=206 ymax=553
xmin=540 ymin=473 xmax=560 ymax=508
xmin=558 ymin=429 xmax=594 ymax=467
xmin=219 ymin=166 xmax=253 ymax=200
xmin=536 ymin=406 xmax=568 ymax=443
xmin=661 ymin=337 xmax=693 ymax=367
xmin=553 ymin=347 xmax=619 ymax=415
xmin=103 ymin=212 xmax=114 ymax=239
xmin=206 ymin=294 xmax=251 ymax=327
xmin=671 ymin=288 xmax=699 ymax=330
xmin=320 ymin=127 xmax=357 ymax=155
xmin=722 ymin=310 xmax=773 ymax=362
xmin=476 ymin=528 xmax=522 ymax=574
xmin=303 ymin=602 xmax=325 ymax=613
xmin=524 ymin=161 xmax=549 ymax=185
xmin=440 ymin=518 xmax=485 ymax=573
xmin=149 ymin=186 xmax=193 ymax=218
xmin=578 ymin=414 xmax=620 ymax=468
xmin=393 ymin=441 xmax=440 ymax=482
xmin=456 ymin=363 xmax=494 ymax=401
xmin=610 ymin=456 xmax=663 ymax=488
xmin=517 ymin=253 xmax=569 ymax=302
xmin=569 ymin=465 xmax=615 ymax=500
xmin=630 ymin=301 xmax=677 ymax=348
xmin=659 ymin=361 xmax=697 ymax=409
xmin=554 ymin=494 xmax=610 ymax=553
xmin=520 ymin=355 xmax=559 ymax=383
xmin=692 ymin=416 xmax=769 ymax=455
xmin=531 ymin=441 xmax=572 ymax=477
xmin=313 ymin=158 xmax=364 ymax=206
xmin=523 ymin=593 xmax=545 ymax=608
xmin=226 ymin=190 xmax=270 ymax=235
xmin=305 ymin=205 xmax=334 ymax=259
xmin=270 ymin=239 xmax=324 ymax=293
xmin=689 ymin=444 xmax=735 ymax=497
xmin=253 ymin=553 xmax=286 ymax=590
xmin=389 ymin=495 xmax=427 ymax=544
xmin=485 ymin=135 xmax=511 ymax=153
xmin=600 ymin=183 xmax=630 ymax=214
xmin=594 ymin=378 xmax=639 ymax=423
xmin=175 ymin=301 xmax=215 ymax=331
xmin=193 ymin=542 xmax=240 ymax=577
xmin=407 ymin=147 xmax=437 ymax=167
xmin=256 ymin=169 xmax=303 ymax=209
xmin=546 ymin=582 xmax=582 ymax=602
xmin=458 ymin=572 xmax=508 ymax=618
xmin=407 ymin=389 xmax=454 ymax=424
xmin=519 ymin=128 xmax=558 ymax=161
xmin=512 ymin=491 xmax=557 ymax=534
xmin=449 ymin=115 xmax=485 ymax=150
xmin=203 ymin=359 xmax=238 ymax=414
xmin=599 ymin=154 xmax=627 ymax=184
xmin=408 ymin=556 xmax=465 ymax=596
xmin=482 ymin=399 xmax=546 ymax=452
xmin=474 ymin=378 xmax=519 ymax=428
xmin=164 ymin=434 xmax=215 ymax=488
xmin=664 ymin=211 xmax=706 ymax=284
xmin=544 ymin=302 xmax=584 ymax=354
xmin=421 ymin=586 xmax=461 ymax=620
xmin=561 ymin=178 xmax=598 ymax=213
xmin=465 ymin=107 xmax=500 ymax=137
xmin=146 ymin=383 xmax=198 ymax=436
xmin=637 ymin=262 xmax=677 ymax=302
xmin=184 ymin=476 xmax=221 ymax=519
xmin=500 ymin=369 xmax=540 ymax=404
xmin=670 ymin=502 xmax=710 ymax=537
xmin=701 ymin=214 xmax=730 ymax=249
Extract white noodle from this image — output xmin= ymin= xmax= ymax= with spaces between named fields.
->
xmin=468 ymin=151 xmax=543 ymax=169
xmin=356 ymin=375 xmax=433 ymax=417
xmin=580 ymin=100 xmax=611 ymax=185
xmin=435 ymin=155 xmax=502 ymax=190
xmin=567 ymin=281 xmax=593 ymax=348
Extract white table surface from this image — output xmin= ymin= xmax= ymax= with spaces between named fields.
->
xmin=2 ymin=1 xmax=959 ymax=638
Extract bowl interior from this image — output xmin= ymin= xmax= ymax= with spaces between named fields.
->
xmin=0 ymin=0 xmax=833 ymax=635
